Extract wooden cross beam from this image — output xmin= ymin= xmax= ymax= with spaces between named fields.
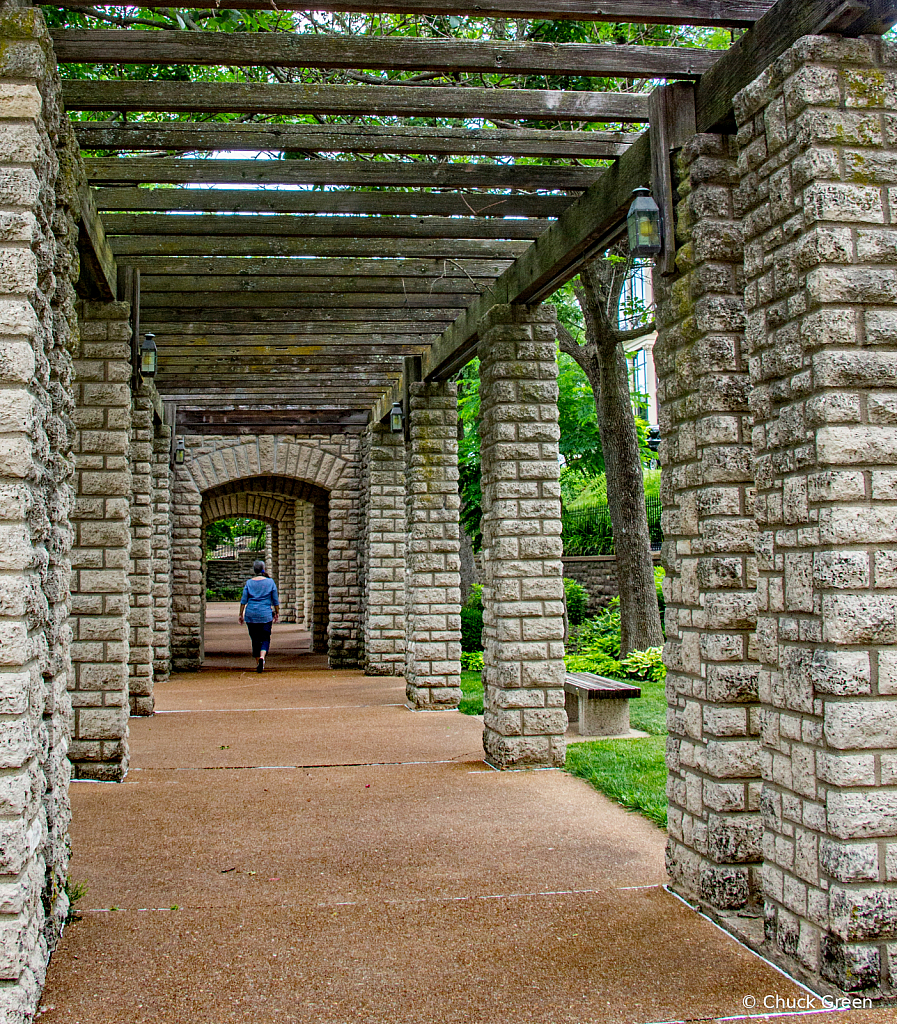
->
xmin=86 ymin=158 xmax=604 ymax=190
xmin=118 ymin=256 xmax=513 ymax=277
xmin=64 ymin=80 xmax=649 ymax=122
xmin=91 ymin=187 xmax=575 ymax=219
xmin=52 ymin=29 xmax=720 ymax=80
xmin=102 ymin=213 xmax=549 ymax=241
xmin=109 ymin=236 xmax=531 ymax=259
xmin=73 ymin=121 xmax=632 ymax=159
xmin=52 ymin=0 xmax=774 ymax=29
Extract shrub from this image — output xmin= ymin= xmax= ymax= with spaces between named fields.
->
xmin=654 ymin=565 xmax=666 ymax=628
xmin=621 ymin=646 xmax=666 ymax=683
xmin=460 ymin=651 xmax=484 ymax=672
xmin=460 ymin=583 xmax=483 ymax=652
xmin=563 ymin=577 xmax=588 ymax=626
xmin=206 ymin=586 xmax=243 ymax=602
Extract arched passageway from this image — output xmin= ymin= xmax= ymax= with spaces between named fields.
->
xmin=169 ymin=435 xmax=362 ymax=672
xmin=202 ymin=475 xmax=330 ymax=648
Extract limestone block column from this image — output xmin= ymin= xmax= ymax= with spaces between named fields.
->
xmin=404 ymin=382 xmax=462 ymax=707
xmin=295 ymin=500 xmax=314 ymax=630
xmin=735 ymin=34 xmax=897 ymax=994
xmin=653 ymin=136 xmax=763 ymax=914
xmin=0 ymin=9 xmax=80 ymax=1013
xmin=328 ymin=438 xmax=364 ymax=667
xmin=477 ymin=304 xmax=566 ymax=768
xmin=363 ymin=423 xmax=406 ymax=676
xmin=151 ymin=420 xmax=172 ymax=682
xmin=70 ymin=301 xmax=133 ymax=779
xmin=278 ymin=504 xmax=296 ymax=623
xmin=313 ymin=502 xmax=329 ymax=653
xmin=128 ymin=385 xmax=154 ymax=714
xmin=169 ymin=470 xmax=203 ymax=671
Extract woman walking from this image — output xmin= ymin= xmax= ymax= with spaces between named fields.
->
xmin=239 ymin=560 xmax=280 ymax=673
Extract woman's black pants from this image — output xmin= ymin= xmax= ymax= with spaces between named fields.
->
xmin=246 ymin=621 xmax=272 ymax=658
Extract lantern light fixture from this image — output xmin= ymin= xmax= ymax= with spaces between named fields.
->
xmin=174 ymin=437 xmax=186 ymax=466
xmin=389 ymin=401 xmax=404 ymax=435
xmin=626 ymin=187 xmax=662 ymax=258
xmin=140 ymin=332 xmax=158 ymax=378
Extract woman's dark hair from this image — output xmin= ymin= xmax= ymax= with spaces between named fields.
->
xmin=252 ymin=560 xmax=267 ymax=577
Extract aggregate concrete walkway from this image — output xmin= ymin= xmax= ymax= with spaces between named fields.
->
xmin=41 ymin=605 xmax=890 ymax=1024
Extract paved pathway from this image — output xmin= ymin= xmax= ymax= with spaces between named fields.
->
xmin=41 ymin=605 xmax=889 ymax=1023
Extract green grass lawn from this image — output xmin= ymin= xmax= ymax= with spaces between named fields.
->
xmin=457 ymin=669 xmax=668 ymax=829
xmin=459 ymin=670 xmax=484 ymax=716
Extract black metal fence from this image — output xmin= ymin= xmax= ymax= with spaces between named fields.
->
xmin=562 ymin=498 xmax=662 ymax=556
xmin=207 ymin=533 xmax=266 ymax=561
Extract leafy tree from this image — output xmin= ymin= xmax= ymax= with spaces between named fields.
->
xmin=559 ymin=253 xmax=663 ymax=656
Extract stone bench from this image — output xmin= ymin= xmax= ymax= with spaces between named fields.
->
xmin=564 ymin=672 xmax=641 ymax=737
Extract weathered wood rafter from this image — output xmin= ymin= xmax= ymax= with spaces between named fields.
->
xmin=87 ymin=158 xmax=605 ymax=189
xmin=53 ymin=0 xmax=775 ymax=28
xmin=110 ymin=236 xmax=530 ymax=259
xmin=65 ymin=80 xmax=649 ymax=122
xmin=120 ymin=256 xmax=512 ymax=277
xmin=92 ymin=187 xmax=575 ymax=219
xmin=52 ymin=29 xmax=720 ymax=80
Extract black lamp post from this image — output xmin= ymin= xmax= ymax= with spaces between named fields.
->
xmin=140 ymin=332 xmax=158 ymax=378
xmin=389 ymin=401 xmax=404 ymax=434
xmin=626 ymin=188 xmax=662 ymax=257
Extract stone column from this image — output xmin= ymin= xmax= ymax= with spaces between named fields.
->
xmin=0 ymin=10 xmax=81 ymax=1014
xmin=277 ymin=503 xmax=296 ymax=623
xmin=151 ymin=419 xmax=172 ymax=684
xmin=128 ymin=385 xmax=154 ymax=714
xmin=169 ymin=468 xmax=203 ymax=671
xmin=735 ymin=34 xmax=897 ymax=994
xmin=363 ymin=423 xmax=406 ymax=676
xmin=653 ymin=135 xmax=763 ymax=916
xmin=313 ymin=502 xmax=329 ymax=653
xmin=295 ymin=500 xmax=314 ymax=629
xmin=477 ymin=304 xmax=566 ymax=768
xmin=404 ymin=382 xmax=462 ymax=707
xmin=328 ymin=439 xmax=364 ymax=667
xmin=70 ymin=301 xmax=133 ymax=779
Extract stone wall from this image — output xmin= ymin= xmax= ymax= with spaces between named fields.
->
xmin=0 ymin=8 xmax=82 ymax=1018
xmin=654 ymin=135 xmax=762 ymax=916
xmin=404 ymin=383 xmax=462 ymax=707
xmin=478 ymin=304 xmax=566 ymax=768
xmin=206 ymin=551 xmax=259 ymax=592
xmin=561 ymin=554 xmax=662 ymax=616
xmin=734 ymin=34 xmax=897 ymax=996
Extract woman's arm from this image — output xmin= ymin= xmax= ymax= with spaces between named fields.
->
xmin=239 ymin=602 xmax=246 ymax=625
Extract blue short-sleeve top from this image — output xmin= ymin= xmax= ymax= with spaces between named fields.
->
xmin=240 ymin=577 xmax=280 ymax=623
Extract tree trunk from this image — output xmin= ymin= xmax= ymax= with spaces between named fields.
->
xmin=560 ymin=258 xmax=664 ymax=657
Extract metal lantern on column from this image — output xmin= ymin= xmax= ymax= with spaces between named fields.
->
xmin=626 ymin=187 xmax=662 ymax=257
xmin=174 ymin=437 xmax=187 ymax=465
xmin=389 ymin=401 xmax=404 ymax=434
xmin=140 ymin=332 xmax=158 ymax=378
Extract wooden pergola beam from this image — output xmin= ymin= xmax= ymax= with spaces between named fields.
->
xmin=52 ymin=29 xmax=720 ymax=80
xmin=91 ymin=187 xmax=574 ymax=219
xmin=103 ymin=213 xmax=548 ymax=241
xmin=64 ymin=80 xmax=649 ymax=122
xmin=75 ymin=184 xmax=116 ymax=300
xmin=144 ymin=308 xmax=459 ymax=325
xmin=139 ymin=287 xmax=481 ymax=305
xmin=119 ymin=256 xmax=512 ymax=277
xmin=53 ymin=0 xmax=774 ymax=29
xmin=86 ymin=158 xmax=604 ymax=190
xmin=75 ymin=122 xmax=632 ymax=160
xmin=110 ymin=236 xmax=530 ymax=259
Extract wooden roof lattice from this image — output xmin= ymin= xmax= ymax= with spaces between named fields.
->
xmin=58 ymin=0 xmax=897 ymax=435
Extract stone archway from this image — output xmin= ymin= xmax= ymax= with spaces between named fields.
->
xmin=170 ymin=435 xmax=362 ymax=671
xmin=202 ymin=476 xmax=329 ymax=642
